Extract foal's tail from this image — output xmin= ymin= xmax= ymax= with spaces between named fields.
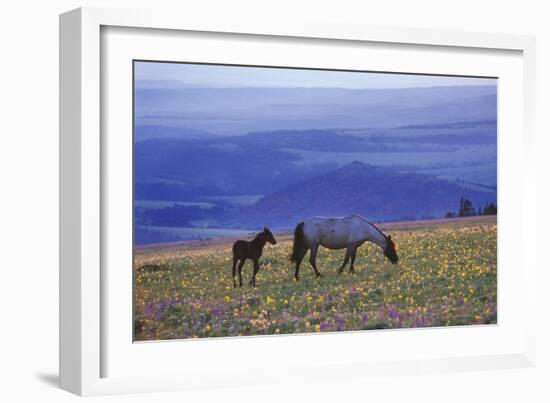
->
xmin=289 ymin=222 xmax=306 ymax=262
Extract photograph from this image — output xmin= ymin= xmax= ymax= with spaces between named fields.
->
xmin=132 ymin=61 xmax=497 ymax=341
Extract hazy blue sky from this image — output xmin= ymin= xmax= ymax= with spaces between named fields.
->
xmin=135 ymin=61 xmax=496 ymax=89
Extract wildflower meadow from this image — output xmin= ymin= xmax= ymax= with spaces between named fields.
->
xmin=134 ymin=216 xmax=496 ymax=341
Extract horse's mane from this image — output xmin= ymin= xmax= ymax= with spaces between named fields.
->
xmin=351 ymin=213 xmax=387 ymax=239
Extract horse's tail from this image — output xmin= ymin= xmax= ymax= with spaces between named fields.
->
xmin=289 ymin=222 xmax=306 ymax=262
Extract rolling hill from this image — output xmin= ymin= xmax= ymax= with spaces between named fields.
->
xmin=237 ymin=161 xmax=495 ymax=228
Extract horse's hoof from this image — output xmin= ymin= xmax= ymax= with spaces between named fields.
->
xmin=316 ymin=273 xmax=323 ymax=279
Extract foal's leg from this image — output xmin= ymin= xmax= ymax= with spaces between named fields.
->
xmin=237 ymin=259 xmax=245 ymax=287
xmin=249 ymin=259 xmax=260 ymax=286
xmin=309 ymin=244 xmax=323 ymax=278
xmin=338 ymin=248 xmax=351 ymax=274
xmin=232 ymin=256 xmax=238 ymax=288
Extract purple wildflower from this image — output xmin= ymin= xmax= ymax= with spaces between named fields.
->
xmin=320 ymin=321 xmax=330 ymax=331
xmin=336 ymin=315 xmax=345 ymax=331
xmin=212 ymin=304 xmax=226 ymax=318
xmin=388 ymin=307 xmax=400 ymax=319
xmin=143 ymin=302 xmax=157 ymax=320
xmin=415 ymin=315 xmax=426 ymax=327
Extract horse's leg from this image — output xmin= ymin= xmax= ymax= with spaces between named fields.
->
xmin=294 ymin=247 xmax=308 ymax=281
xmin=338 ymin=248 xmax=351 ymax=274
xmin=349 ymin=246 xmax=358 ymax=273
xmin=237 ymin=259 xmax=245 ymax=287
xmin=249 ymin=259 xmax=260 ymax=286
xmin=232 ymin=256 xmax=238 ymax=288
xmin=309 ymin=244 xmax=323 ymax=278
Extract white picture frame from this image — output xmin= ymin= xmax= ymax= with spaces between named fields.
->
xmin=59 ymin=6 xmax=537 ymax=396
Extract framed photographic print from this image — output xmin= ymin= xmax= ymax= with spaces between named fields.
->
xmin=132 ymin=60 xmax=498 ymax=341
xmin=60 ymin=7 xmax=537 ymax=396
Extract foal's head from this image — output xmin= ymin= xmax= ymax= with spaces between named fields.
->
xmin=383 ymin=235 xmax=398 ymax=264
xmin=261 ymin=227 xmax=277 ymax=245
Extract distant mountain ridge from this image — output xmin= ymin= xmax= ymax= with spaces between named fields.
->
xmin=237 ymin=161 xmax=495 ymax=228
xmin=134 ymin=122 xmax=496 ymax=202
xmin=135 ymin=85 xmax=497 ymax=135
xmin=135 ymin=125 xmax=217 ymax=141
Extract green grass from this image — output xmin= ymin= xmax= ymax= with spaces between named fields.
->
xmin=134 ymin=216 xmax=497 ymax=341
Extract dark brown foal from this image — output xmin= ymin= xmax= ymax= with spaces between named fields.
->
xmin=231 ymin=227 xmax=276 ymax=287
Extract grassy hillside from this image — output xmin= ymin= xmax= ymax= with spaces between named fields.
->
xmin=134 ymin=216 xmax=497 ymax=341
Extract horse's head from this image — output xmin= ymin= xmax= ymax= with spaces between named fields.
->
xmin=263 ymin=227 xmax=277 ymax=245
xmin=383 ymin=235 xmax=398 ymax=264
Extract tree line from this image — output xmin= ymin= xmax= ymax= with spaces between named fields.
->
xmin=445 ymin=196 xmax=497 ymax=218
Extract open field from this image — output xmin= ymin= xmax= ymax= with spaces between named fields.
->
xmin=134 ymin=216 xmax=497 ymax=341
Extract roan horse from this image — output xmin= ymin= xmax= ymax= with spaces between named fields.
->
xmin=289 ymin=214 xmax=398 ymax=280
xmin=232 ymin=227 xmax=277 ymax=287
